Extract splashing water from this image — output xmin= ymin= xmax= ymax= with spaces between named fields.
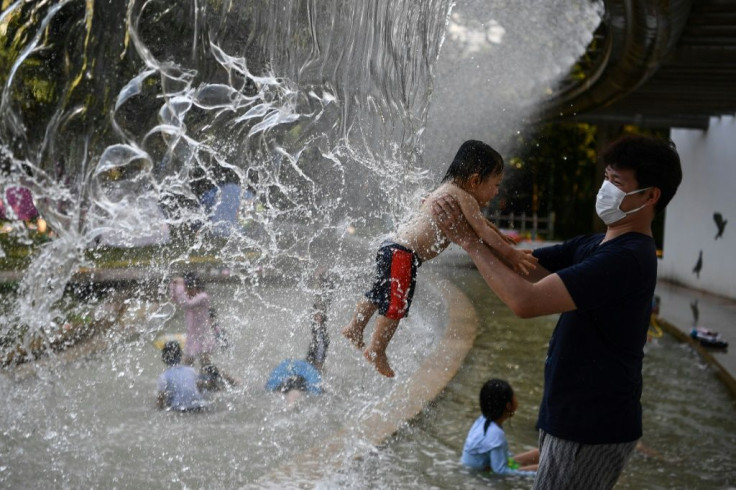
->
xmin=0 ymin=0 xmax=602 ymax=356
xmin=0 ymin=0 xmax=606 ymax=486
xmin=0 ymin=0 xmax=457 ymax=347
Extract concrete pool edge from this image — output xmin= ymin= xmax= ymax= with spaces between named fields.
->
xmin=257 ymin=273 xmax=479 ymax=485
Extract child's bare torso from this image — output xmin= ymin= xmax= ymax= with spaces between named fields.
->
xmin=394 ymin=183 xmax=466 ymax=262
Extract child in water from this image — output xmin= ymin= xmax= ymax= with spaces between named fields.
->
xmin=461 ymin=378 xmax=539 ymax=476
xmin=265 ymin=270 xmax=333 ymax=406
xmin=342 ymin=140 xmax=537 ymax=377
xmin=157 ymin=341 xmax=208 ymax=412
xmin=170 ymin=272 xmax=216 ymax=367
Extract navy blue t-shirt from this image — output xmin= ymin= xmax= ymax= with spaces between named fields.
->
xmin=532 ymin=232 xmax=657 ymax=444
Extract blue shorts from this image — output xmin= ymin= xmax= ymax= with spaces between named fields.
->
xmin=365 ymin=241 xmax=421 ymax=320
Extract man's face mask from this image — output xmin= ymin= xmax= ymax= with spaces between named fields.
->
xmin=595 ymin=180 xmax=652 ymax=225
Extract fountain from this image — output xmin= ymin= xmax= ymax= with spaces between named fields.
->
xmin=7 ymin=1 xmax=730 ymax=488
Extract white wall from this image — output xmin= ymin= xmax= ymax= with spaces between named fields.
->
xmin=660 ymin=116 xmax=736 ymax=299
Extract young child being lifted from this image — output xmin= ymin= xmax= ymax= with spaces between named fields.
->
xmin=342 ymin=140 xmax=537 ymax=377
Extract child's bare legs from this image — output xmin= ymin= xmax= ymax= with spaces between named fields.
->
xmin=363 ymin=315 xmax=400 ymax=378
xmin=342 ymin=298 xmax=378 ymax=349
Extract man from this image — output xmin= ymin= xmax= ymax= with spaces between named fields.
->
xmin=433 ymin=134 xmax=682 ymax=489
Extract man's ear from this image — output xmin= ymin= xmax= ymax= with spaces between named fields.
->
xmin=648 ymin=187 xmax=662 ymax=206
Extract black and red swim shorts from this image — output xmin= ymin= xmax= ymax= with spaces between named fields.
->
xmin=365 ymin=241 xmax=421 ymax=320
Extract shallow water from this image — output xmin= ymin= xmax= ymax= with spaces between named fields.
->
xmin=0 ymin=279 xmax=443 ymax=488
xmin=329 ymin=266 xmax=736 ymax=489
xmin=2 ymin=266 xmax=735 ymax=488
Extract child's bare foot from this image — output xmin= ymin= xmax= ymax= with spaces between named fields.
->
xmin=363 ymin=348 xmax=395 ymax=378
xmin=342 ymin=324 xmax=365 ymax=350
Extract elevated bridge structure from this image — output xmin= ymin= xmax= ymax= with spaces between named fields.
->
xmin=543 ymin=0 xmax=736 ymax=129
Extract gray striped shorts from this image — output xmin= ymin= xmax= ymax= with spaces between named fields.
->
xmin=533 ymin=430 xmax=638 ymax=490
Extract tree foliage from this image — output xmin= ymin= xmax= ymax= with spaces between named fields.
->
xmin=501 ymin=122 xmax=669 ymax=246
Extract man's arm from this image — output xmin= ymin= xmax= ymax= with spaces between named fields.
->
xmin=433 ymin=195 xmax=575 ymax=318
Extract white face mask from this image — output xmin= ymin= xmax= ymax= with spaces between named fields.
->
xmin=595 ymin=180 xmax=651 ymax=225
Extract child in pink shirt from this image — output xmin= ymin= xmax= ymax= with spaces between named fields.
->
xmin=170 ymin=272 xmax=216 ymax=366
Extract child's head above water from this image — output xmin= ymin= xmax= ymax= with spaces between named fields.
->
xmin=480 ymin=378 xmax=515 ymax=431
xmin=278 ymin=375 xmax=308 ymax=394
xmin=162 ymin=341 xmax=182 ymax=367
xmin=442 ymin=140 xmax=504 ymax=188
xmin=183 ymin=271 xmax=203 ymax=291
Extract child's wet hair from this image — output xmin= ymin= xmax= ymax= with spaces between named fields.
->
xmin=202 ymin=364 xmax=220 ymax=377
xmin=162 ymin=341 xmax=182 ymax=366
xmin=183 ymin=271 xmax=203 ymax=290
xmin=279 ymin=375 xmax=308 ymax=393
xmin=480 ymin=378 xmax=514 ymax=433
xmin=442 ymin=140 xmax=504 ymax=186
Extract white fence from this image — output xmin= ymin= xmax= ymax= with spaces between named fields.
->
xmin=487 ymin=211 xmax=556 ymax=241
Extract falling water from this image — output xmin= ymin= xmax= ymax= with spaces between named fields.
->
xmin=0 ymin=0 xmax=613 ymax=487
xmin=0 ymin=0 xmax=458 ymax=343
xmin=0 ymin=0 xmax=603 ymax=353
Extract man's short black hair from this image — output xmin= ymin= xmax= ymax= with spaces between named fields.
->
xmin=601 ymin=135 xmax=682 ymax=214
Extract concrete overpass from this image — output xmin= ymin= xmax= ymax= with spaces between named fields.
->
xmin=542 ymin=0 xmax=736 ymax=129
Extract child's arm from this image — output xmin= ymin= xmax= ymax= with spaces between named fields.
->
xmin=484 ymin=217 xmax=517 ymax=245
xmin=450 ymin=189 xmax=537 ymax=275
xmin=513 ymin=448 xmax=540 ymax=470
xmin=156 ymin=376 xmax=168 ymax=409
xmin=170 ymin=278 xmax=188 ymax=305
xmin=185 ymin=292 xmax=210 ymax=308
xmin=156 ymin=391 xmax=167 ymax=409
xmin=489 ymin=446 xmax=536 ymax=476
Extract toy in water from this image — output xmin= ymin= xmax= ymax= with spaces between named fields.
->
xmin=648 ymin=314 xmax=664 ymax=339
xmin=648 ymin=296 xmax=663 ymax=339
xmin=153 ymin=332 xmax=187 ymax=350
xmin=690 ymin=327 xmax=728 ymax=349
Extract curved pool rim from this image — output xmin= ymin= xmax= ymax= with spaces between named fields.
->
xmin=257 ymin=273 xmax=480 ymax=485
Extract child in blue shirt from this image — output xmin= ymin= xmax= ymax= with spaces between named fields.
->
xmin=157 ymin=341 xmax=208 ymax=412
xmin=265 ymin=270 xmax=332 ymax=404
xmin=461 ymin=378 xmax=538 ymax=476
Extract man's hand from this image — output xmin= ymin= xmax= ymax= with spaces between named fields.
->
xmin=431 ymin=194 xmax=478 ymax=247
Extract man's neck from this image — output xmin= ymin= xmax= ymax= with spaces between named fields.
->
xmin=602 ymin=217 xmax=653 ymax=243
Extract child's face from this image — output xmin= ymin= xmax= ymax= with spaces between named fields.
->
xmin=469 ymin=171 xmax=503 ymax=207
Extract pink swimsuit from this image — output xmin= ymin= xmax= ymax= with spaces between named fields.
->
xmin=171 ymin=283 xmax=216 ymax=357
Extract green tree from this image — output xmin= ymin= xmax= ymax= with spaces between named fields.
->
xmin=502 ymin=122 xmax=669 ymax=247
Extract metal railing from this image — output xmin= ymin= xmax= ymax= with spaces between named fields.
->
xmin=487 ymin=211 xmax=556 ymax=241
